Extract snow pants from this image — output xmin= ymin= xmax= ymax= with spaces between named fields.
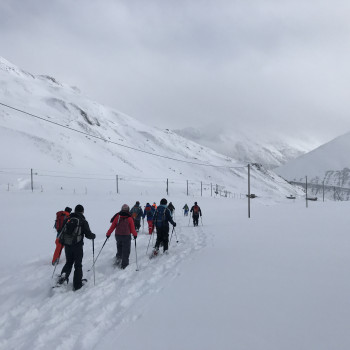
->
xmin=155 ymin=226 xmax=169 ymax=252
xmin=147 ymin=220 xmax=154 ymax=234
xmin=134 ymin=219 xmax=141 ymax=232
xmin=52 ymin=238 xmax=64 ymax=265
xmin=193 ymin=214 xmax=199 ymax=226
xmin=184 ymin=210 xmax=189 ymax=216
xmin=61 ymin=241 xmax=84 ymax=290
xmin=116 ymin=235 xmax=131 ymax=269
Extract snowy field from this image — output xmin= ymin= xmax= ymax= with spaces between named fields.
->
xmin=0 ymin=191 xmax=349 ymax=350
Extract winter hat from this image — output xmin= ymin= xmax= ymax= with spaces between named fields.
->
xmin=194 ymin=202 xmax=197 ymax=205
xmin=65 ymin=207 xmax=72 ymax=213
xmin=121 ymin=204 xmax=130 ymax=212
xmin=136 ymin=201 xmax=140 ymax=206
xmin=160 ymin=198 xmax=167 ymax=205
xmin=75 ymin=204 xmax=84 ymax=213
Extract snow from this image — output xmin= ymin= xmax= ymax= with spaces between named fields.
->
xmin=1 ymin=57 xmax=349 ymax=350
xmin=1 ymin=191 xmax=350 ymax=350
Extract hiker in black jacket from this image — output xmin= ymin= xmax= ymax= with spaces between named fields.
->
xmin=58 ymin=204 xmax=96 ymax=290
xmin=152 ymin=198 xmax=176 ymax=255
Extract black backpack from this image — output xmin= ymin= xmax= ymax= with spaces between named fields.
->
xmin=59 ymin=217 xmax=82 ymax=246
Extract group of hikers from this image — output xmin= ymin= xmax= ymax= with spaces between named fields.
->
xmin=52 ymin=199 xmax=202 ymax=291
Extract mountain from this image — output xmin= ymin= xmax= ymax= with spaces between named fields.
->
xmin=0 ymin=57 xmax=299 ymax=199
xmin=275 ymin=132 xmax=350 ymax=200
xmin=175 ymin=126 xmax=320 ymax=169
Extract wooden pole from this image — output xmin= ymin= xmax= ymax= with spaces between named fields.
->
xmin=201 ymin=181 xmax=202 ymax=197
xmin=166 ymin=178 xmax=169 ymax=195
xmin=306 ymin=176 xmax=308 ymax=208
xmin=187 ymin=180 xmax=188 ymax=196
xmin=116 ymin=175 xmax=119 ymax=194
xmin=248 ymin=164 xmax=251 ymax=218
xmin=31 ymin=168 xmax=34 ymax=192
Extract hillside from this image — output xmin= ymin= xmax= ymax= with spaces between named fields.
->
xmin=0 ymin=57 xmax=299 ymax=199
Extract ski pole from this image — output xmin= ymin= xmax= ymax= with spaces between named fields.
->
xmin=201 ymin=216 xmax=203 ymax=226
xmin=188 ymin=213 xmax=191 ymax=226
xmin=92 ymin=239 xmax=95 ymax=286
xmin=88 ymin=237 xmax=108 ymax=271
xmin=134 ymin=239 xmax=139 ymax=271
xmin=174 ymin=227 xmax=179 ymax=243
xmin=169 ymin=226 xmax=175 ymax=245
xmin=51 ymin=244 xmax=64 ymax=278
xmin=146 ymin=227 xmax=154 ymax=255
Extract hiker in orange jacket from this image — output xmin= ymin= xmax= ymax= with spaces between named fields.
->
xmin=52 ymin=207 xmax=72 ymax=265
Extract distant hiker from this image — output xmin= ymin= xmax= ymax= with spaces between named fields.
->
xmin=152 ymin=202 xmax=157 ymax=210
xmin=168 ymin=202 xmax=175 ymax=217
xmin=52 ymin=206 xmax=72 ymax=266
xmin=130 ymin=201 xmax=143 ymax=232
xmin=106 ymin=204 xmax=137 ymax=269
xmin=190 ymin=202 xmax=202 ymax=227
xmin=183 ymin=204 xmax=189 ymax=216
xmin=57 ymin=205 xmax=96 ymax=291
xmin=152 ymin=198 xmax=176 ymax=255
xmin=143 ymin=202 xmax=155 ymax=234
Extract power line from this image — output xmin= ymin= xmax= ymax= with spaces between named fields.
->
xmin=0 ymin=102 xmax=246 ymax=169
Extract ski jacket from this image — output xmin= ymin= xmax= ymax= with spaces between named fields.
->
xmin=60 ymin=212 xmax=95 ymax=244
xmin=190 ymin=205 xmax=202 ymax=217
xmin=107 ymin=211 xmax=137 ymax=238
xmin=153 ymin=205 xmax=176 ymax=228
xmin=55 ymin=210 xmax=71 ymax=234
xmin=183 ymin=205 xmax=189 ymax=211
xmin=168 ymin=203 xmax=175 ymax=212
xmin=130 ymin=205 xmax=143 ymax=221
xmin=143 ymin=204 xmax=155 ymax=220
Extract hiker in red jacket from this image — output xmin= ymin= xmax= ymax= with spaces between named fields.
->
xmin=190 ymin=202 xmax=202 ymax=227
xmin=106 ymin=204 xmax=137 ymax=269
xmin=52 ymin=207 xmax=72 ymax=265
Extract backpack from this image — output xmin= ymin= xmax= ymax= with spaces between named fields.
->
xmin=193 ymin=205 xmax=200 ymax=215
xmin=59 ymin=217 xmax=82 ymax=246
xmin=55 ymin=211 xmax=68 ymax=232
xmin=154 ymin=207 xmax=167 ymax=228
xmin=115 ymin=216 xmax=130 ymax=235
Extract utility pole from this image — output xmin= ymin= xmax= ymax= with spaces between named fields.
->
xmin=211 ymin=183 xmax=212 ymax=197
xmin=322 ymin=180 xmax=325 ymax=202
xmin=306 ymin=176 xmax=308 ymax=208
xmin=31 ymin=168 xmax=34 ymax=192
xmin=166 ymin=178 xmax=169 ymax=195
xmin=187 ymin=180 xmax=189 ymax=196
xmin=116 ymin=175 xmax=119 ymax=194
xmin=248 ymin=164 xmax=251 ymax=218
xmin=201 ymin=181 xmax=202 ymax=197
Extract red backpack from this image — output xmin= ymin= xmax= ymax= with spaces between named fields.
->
xmin=55 ymin=211 xmax=69 ymax=232
xmin=193 ymin=205 xmax=199 ymax=214
xmin=115 ymin=215 xmax=131 ymax=235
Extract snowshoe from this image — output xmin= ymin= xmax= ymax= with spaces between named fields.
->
xmin=149 ymin=248 xmax=159 ymax=259
xmin=73 ymin=279 xmax=87 ymax=291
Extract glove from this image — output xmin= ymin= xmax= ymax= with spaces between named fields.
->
xmin=133 ymin=235 xmax=137 ymax=240
xmin=173 ymin=222 xmax=177 ymax=227
xmin=92 ymin=233 xmax=96 ymax=240
xmin=106 ymin=233 xmax=110 ymax=239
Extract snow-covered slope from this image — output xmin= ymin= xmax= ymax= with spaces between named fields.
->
xmin=175 ymin=126 xmax=320 ymax=169
xmin=0 ymin=57 xmax=299 ymax=199
xmin=275 ymin=132 xmax=350 ymax=200
xmin=276 ymin=131 xmax=350 ymax=181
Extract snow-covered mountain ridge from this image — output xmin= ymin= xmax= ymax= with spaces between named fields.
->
xmin=175 ymin=126 xmax=321 ymax=169
xmin=0 ymin=57 xmax=299 ymax=199
xmin=275 ymin=131 xmax=350 ymax=199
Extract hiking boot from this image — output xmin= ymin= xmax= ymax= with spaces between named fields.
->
xmin=73 ymin=279 xmax=87 ymax=291
xmin=57 ymin=273 xmax=68 ymax=285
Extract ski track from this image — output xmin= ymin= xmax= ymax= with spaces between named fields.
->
xmin=0 ymin=215 xmax=206 ymax=350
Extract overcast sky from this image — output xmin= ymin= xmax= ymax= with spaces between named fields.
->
xmin=1 ymin=0 xmax=350 ymax=142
